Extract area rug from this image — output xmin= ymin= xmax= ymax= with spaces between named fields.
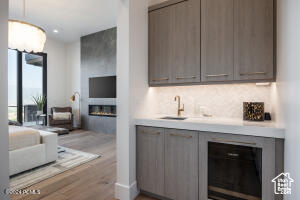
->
xmin=10 ymin=146 xmax=100 ymax=191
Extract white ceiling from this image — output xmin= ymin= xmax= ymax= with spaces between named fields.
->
xmin=9 ymin=0 xmax=117 ymax=43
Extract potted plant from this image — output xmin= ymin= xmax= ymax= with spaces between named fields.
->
xmin=32 ymin=95 xmax=46 ymax=116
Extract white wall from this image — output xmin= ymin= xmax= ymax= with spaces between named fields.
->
xmin=277 ymin=0 xmax=300 ymax=199
xmin=0 ymin=0 xmax=9 ymax=199
xmin=115 ymin=0 xmax=152 ymax=199
xmin=66 ymin=41 xmax=81 ymax=127
xmin=43 ymin=38 xmax=69 ymax=113
xmin=44 ymin=38 xmax=81 ymax=124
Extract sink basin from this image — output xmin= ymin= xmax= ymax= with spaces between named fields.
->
xmin=160 ymin=116 xmax=187 ymax=120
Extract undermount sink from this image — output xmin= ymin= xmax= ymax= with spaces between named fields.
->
xmin=160 ymin=116 xmax=187 ymax=120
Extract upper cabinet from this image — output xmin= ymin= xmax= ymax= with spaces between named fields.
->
xmin=234 ymin=0 xmax=274 ymax=81
xmin=149 ymin=6 xmax=173 ymax=85
xmin=148 ymin=0 xmax=201 ymax=86
xmin=148 ymin=0 xmax=275 ymax=86
xmin=201 ymin=0 xmax=234 ymax=82
xmin=171 ymin=0 xmax=201 ymax=84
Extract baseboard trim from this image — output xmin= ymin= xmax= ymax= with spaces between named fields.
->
xmin=115 ymin=181 xmax=139 ymax=200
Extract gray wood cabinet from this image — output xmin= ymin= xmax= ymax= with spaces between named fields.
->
xmin=201 ymin=0 xmax=274 ymax=83
xmin=164 ymin=129 xmax=198 ymax=200
xmin=234 ymin=0 xmax=274 ymax=81
xmin=149 ymin=7 xmax=173 ymax=85
xmin=148 ymin=0 xmax=200 ymax=86
xmin=136 ymin=126 xmax=165 ymax=196
xmin=171 ymin=0 xmax=201 ymax=84
xmin=148 ymin=0 xmax=275 ymax=86
xmin=201 ymin=0 xmax=234 ymax=82
xmin=136 ymin=126 xmax=283 ymax=200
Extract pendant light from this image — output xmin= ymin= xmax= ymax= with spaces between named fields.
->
xmin=8 ymin=0 xmax=46 ymax=53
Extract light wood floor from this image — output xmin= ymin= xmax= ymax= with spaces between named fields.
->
xmin=10 ymin=130 xmax=157 ymax=200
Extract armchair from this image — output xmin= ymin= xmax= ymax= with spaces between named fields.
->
xmin=49 ymin=107 xmax=73 ymax=130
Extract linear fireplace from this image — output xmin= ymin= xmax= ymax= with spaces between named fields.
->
xmin=88 ymin=105 xmax=116 ymax=117
xmin=208 ymin=142 xmax=262 ymax=200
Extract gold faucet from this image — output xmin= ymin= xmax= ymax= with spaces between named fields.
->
xmin=174 ymin=96 xmax=184 ymax=117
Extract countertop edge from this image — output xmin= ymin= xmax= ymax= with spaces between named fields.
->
xmin=134 ymin=118 xmax=285 ymax=139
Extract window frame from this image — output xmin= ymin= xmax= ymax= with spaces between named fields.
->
xmin=9 ymin=49 xmax=48 ymax=125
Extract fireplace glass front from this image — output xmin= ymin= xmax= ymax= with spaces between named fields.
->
xmin=88 ymin=105 xmax=116 ymax=117
xmin=208 ymin=142 xmax=262 ymax=200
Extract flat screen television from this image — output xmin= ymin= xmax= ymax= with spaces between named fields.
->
xmin=89 ymin=76 xmax=116 ymax=98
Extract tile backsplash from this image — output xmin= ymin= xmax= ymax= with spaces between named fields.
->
xmin=150 ymin=83 xmax=278 ymax=120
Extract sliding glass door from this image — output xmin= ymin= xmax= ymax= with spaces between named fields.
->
xmin=8 ymin=50 xmax=47 ymax=125
xmin=23 ymin=53 xmax=44 ymax=124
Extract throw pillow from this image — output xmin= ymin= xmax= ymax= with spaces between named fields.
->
xmin=53 ymin=112 xmax=71 ymax=120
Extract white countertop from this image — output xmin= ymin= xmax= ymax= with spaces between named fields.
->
xmin=134 ymin=115 xmax=285 ymax=139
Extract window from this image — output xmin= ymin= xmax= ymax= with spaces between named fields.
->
xmin=8 ymin=49 xmax=18 ymax=121
xmin=8 ymin=49 xmax=47 ymax=125
xmin=23 ymin=53 xmax=44 ymax=124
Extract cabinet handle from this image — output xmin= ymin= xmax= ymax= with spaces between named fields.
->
xmin=151 ymin=77 xmax=169 ymax=81
xmin=212 ymin=138 xmax=256 ymax=146
xmin=206 ymin=74 xmax=229 ymax=77
xmin=141 ymin=130 xmax=160 ymax=135
xmin=227 ymin=153 xmax=239 ymax=157
xmin=240 ymin=72 xmax=267 ymax=76
xmin=176 ymin=75 xmax=197 ymax=80
xmin=169 ymin=133 xmax=193 ymax=138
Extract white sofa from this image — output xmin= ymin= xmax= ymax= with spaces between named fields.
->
xmin=9 ymin=130 xmax=58 ymax=176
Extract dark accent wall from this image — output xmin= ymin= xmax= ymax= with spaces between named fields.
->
xmin=81 ymin=27 xmax=116 ymax=134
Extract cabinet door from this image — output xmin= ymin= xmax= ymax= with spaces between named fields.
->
xmin=136 ymin=126 xmax=165 ymax=196
xmin=234 ymin=0 xmax=274 ymax=80
xmin=172 ymin=0 xmax=201 ymax=84
xmin=165 ymin=129 xmax=198 ymax=200
xmin=149 ymin=7 xmax=173 ymax=85
xmin=201 ymin=0 xmax=234 ymax=82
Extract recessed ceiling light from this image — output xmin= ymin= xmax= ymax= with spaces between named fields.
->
xmin=53 ymin=29 xmax=59 ymax=33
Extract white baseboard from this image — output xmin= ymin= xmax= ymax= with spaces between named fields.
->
xmin=115 ymin=181 xmax=139 ymax=200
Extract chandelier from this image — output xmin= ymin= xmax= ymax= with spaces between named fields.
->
xmin=8 ymin=0 xmax=46 ymax=53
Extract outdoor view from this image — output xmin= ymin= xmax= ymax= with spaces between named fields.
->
xmin=8 ymin=49 xmax=17 ymax=121
xmin=8 ymin=49 xmax=43 ymax=123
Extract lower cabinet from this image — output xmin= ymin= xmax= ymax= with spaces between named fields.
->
xmin=136 ymin=126 xmax=165 ymax=196
xmin=164 ymin=129 xmax=199 ymax=200
xmin=136 ymin=126 xmax=284 ymax=200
